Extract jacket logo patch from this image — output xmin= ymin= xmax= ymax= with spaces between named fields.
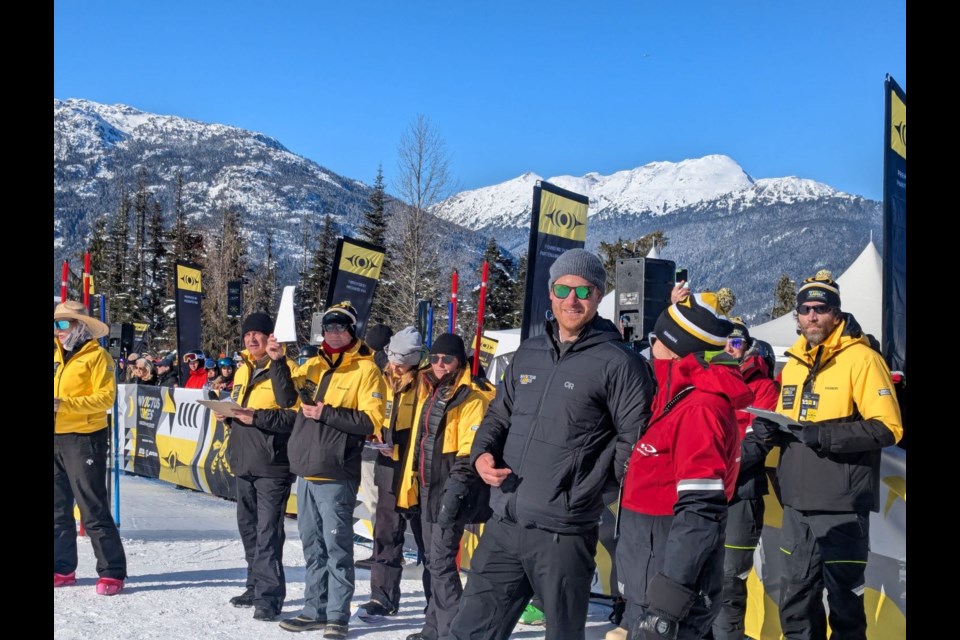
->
xmin=470 ymin=424 xmax=479 ymax=431
xmin=564 ymin=381 xmax=575 ymax=390
xmin=372 ymin=392 xmax=383 ymax=399
xmin=637 ymin=443 xmax=658 ymax=456
xmin=519 ymin=374 xmax=537 ymax=385
xmin=878 ymin=388 xmax=892 ymax=396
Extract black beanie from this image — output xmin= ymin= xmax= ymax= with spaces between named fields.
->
xmin=796 ymin=270 xmax=841 ymax=308
xmin=727 ymin=317 xmax=751 ymax=345
xmin=654 ymin=291 xmax=734 ymax=357
xmin=365 ymin=324 xmax=394 ymax=352
xmin=241 ymin=312 xmax=273 ymax=336
xmin=430 ymin=333 xmax=467 ymax=364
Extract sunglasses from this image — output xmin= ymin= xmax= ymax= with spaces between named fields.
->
xmin=429 ymin=354 xmax=457 ymax=365
xmin=323 ymin=322 xmax=349 ymax=333
xmin=54 ymin=320 xmax=73 ymax=331
xmin=796 ymin=304 xmax=835 ymax=316
xmin=552 ymin=284 xmax=595 ymax=300
xmin=183 ymin=353 xmax=200 ymax=363
xmin=727 ymin=338 xmax=745 ymax=350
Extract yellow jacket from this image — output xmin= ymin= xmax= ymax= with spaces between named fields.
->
xmin=776 ymin=314 xmax=902 ymax=512
xmin=54 ymin=338 xmax=117 ymax=435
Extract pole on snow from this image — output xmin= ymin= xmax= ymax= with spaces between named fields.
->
xmin=472 ymin=261 xmax=489 ymax=376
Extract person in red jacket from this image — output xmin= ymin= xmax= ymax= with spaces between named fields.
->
xmin=619 ymin=292 xmax=754 ymax=640
xmin=711 ymin=319 xmax=779 ymax=640
xmin=182 ymin=350 xmax=208 ymax=389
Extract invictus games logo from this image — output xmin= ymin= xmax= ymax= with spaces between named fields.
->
xmin=890 ymin=90 xmax=906 ymax=160
xmin=339 ymin=244 xmax=384 ymax=279
xmin=544 ymin=209 xmax=584 ymax=233
xmin=538 ymin=190 xmax=588 ymax=241
xmin=177 ymin=265 xmax=202 ymax=292
xmin=519 ymin=374 xmax=537 ymax=385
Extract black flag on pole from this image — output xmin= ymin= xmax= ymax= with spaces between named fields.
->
xmin=325 ymin=237 xmax=385 ymax=339
xmin=520 ymin=181 xmax=589 ymax=341
xmin=174 ymin=261 xmax=203 ymax=383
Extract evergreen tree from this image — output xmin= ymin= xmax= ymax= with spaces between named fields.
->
xmin=771 ymin=274 xmax=796 ymax=319
xmin=106 ymin=182 xmax=134 ymax=322
xmin=360 ymin=164 xmax=393 ymax=324
xmin=144 ymin=200 xmax=170 ymax=351
xmin=597 ymin=231 xmax=669 ymax=291
xmin=248 ymin=230 xmax=279 ymax=314
xmin=87 ymin=214 xmax=110 ymax=305
xmin=130 ymin=169 xmax=150 ymax=320
xmin=470 ymin=238 xmax=519 ymax=331
xmin=202 ymin=206 xmax=247 ymax=357
xmin=298 ymin=214 xmax=337 ymax=341
xmin=512 ymin=253 xmax=528 ymax=328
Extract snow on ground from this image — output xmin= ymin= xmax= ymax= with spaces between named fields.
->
xmin=54 ymin=474 xmax=619 ymax=639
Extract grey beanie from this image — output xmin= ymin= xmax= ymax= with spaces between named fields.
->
xmin=385 ymin=326 xmax=423 ymax=366
xmin=549 ymin=248 xmax=607 ymax=294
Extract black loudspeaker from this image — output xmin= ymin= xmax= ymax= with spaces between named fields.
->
xmin=614 ymin=257 xmax=676 ymax=348
xmin=108 ymin=323 xmax=134 ymax=359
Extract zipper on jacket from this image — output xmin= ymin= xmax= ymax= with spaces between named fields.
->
xmin=419 ymin=385 xmax=442 ymax=486
xmin=515 ymin=343 xmax=570 ymax=489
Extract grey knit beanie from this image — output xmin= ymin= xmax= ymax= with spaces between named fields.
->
xmin=549 ymin=248 xmax=607 ymax=294
xmin=385 ymin=326 xmax=423 ymax=366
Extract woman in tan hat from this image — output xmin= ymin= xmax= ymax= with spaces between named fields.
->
xmin=53 ymin=300 xmax=127 ymax=596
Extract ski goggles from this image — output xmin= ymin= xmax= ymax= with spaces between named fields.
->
xmin=727 ymin=338 xmax=745 ymax=350
xmin=182 ymin=352 xmax=202 ymax=363
xmin=796 ymin=304 xmax=836 ymax=316
xmin=54 ymin=320 xmax=73 ymax=331
xmin=429 ymin=354 xmax=457 ymax=365
xmin=551 ymin=284 xmax=595 ymax=300
xmin=322 ymin=322 xmax=350 ymax=334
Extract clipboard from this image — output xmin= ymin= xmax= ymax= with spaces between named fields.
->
xmin=197 ymin=399 xmax=246 ymax=419
xmin=363 ymin=441 xmax=393 ymax=451
xmin=743 ymin=406 xmax=802 ymax=433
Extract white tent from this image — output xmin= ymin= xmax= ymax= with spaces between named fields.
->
xmin=749 ymin=240 xmax=883 ymax=355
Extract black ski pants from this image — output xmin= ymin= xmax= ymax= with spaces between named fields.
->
xmin=778 ymin=505 xmax=870 ymax=640
xmin=236 ymin=474 xmax=293 ymax=614
xmin=419 ymin=516 xmax=465 ymax=640
xmin=53 ymin=429 xmax=126 ymax=579
xmin=712 ymin=497 xmax=765 ymax=640
xmin=448 ymin=516 xmax=598 ymax=640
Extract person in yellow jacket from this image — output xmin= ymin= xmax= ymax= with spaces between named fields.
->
xmin=358 ymin=326 xmax=432 ymax=619
xmin=397 ymin=333 xmax=493 ymax=640
xmin=752 ymin=271 xmax=903 ymax=640
xmin=266 ymin=301 xmax=386 ymax=638
xmin=53 ymin=301 xmax=126 ymax=596
xmin=214 ymin=312 xmax=298 ymax=622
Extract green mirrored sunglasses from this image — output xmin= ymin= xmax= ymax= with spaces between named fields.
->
xmin=551 ymin=284 xmax=595 ymax=300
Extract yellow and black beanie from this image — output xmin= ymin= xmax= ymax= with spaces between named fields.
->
xmin=797 ymin=270 xmax=841 ymax=308
xmin=322 ymin=301 xmax=359 ymax=335
xmin=728 ymin=316 xmax=751 ymax=344
xmin=654 ymin=291 xmax=735 ymax=357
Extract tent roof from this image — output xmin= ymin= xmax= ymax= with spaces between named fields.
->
xmin=749 ymin=240 xmax=883 ymax=353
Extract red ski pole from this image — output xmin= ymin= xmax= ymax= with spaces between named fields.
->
xmin=472 ymin=261 xmax=489 ymax=376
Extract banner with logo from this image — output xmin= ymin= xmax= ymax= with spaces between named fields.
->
xmin=881 ymin=75 xmax=906 ymax=423
xmin=520 ymin=181 xmax=589 ymax=341
xmin=132 ymin=385 xmax=163 ymax=478
xmin=471 ymin=335 xmax=498 ymax=378
xmin=174 ymin=261 xmax=203 ymax=382
xmin=325 ymin=237 xmax=385 ymax=340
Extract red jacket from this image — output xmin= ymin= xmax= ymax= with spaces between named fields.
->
xmin=183 ymin=367 xmax=208 ymax=389
xmin=736 ymin=355 xmax=780 ymax=438
xmin=623 ymin=353 xmax=753 ymax=515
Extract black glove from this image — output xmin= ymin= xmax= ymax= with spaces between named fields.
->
xmin=750 ymin=416 xmax=780 ymax=441
xmin=789 ymin=422 xmax=821 ymax=450
xmin=437 ymin=478 xmax=468 ymax=528
xmin=632 ymin=573 xmax=696 ymax=640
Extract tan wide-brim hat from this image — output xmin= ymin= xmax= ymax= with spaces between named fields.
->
xmin=54 ymin=300 xmax=110 ymax=339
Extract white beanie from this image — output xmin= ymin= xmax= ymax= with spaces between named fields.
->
xmin=385 ymin=326 xmax=423 ymax=366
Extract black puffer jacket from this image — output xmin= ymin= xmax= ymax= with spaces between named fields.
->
xmin=470 ymin=315 xmax=654 ymax=534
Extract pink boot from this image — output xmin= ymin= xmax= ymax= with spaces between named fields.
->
xmin=96 ymin=577 xmax=124 ymax=596
xmin=54 ymin=572 xmax=76 ymax=587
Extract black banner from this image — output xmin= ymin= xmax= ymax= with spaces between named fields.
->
xmin=325 ymin=237 xmax=385 ymax=339
xmin=520 ymin=181 xmax=590 ymax=341
xmin=174 ymin=260 xmax=203 ymax=382
xmin=227 ymin=279 xmax=243 ymax=318
xmin=881 ymin=75 xmax=906 ymax=375
xmin=417 ymin=300 xmax=432 ymax=346
xmin=133 ymin=385 xmax=163 ymax=478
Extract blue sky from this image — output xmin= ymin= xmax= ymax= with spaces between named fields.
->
xmin=54 ymin=1 xmax=905 ymax=201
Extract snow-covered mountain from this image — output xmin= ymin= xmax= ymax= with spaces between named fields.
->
xmin=431 ymin=155 xmax=881 ymax=323
xmin=54 ymin=99 xmax=882 ymax=324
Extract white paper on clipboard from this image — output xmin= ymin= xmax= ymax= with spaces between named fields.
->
xmin=743 ymin=406 xmax=802 ymax=433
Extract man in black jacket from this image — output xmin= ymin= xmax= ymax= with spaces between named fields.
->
xmin=449 ymin=248 xmax=654 ymax=640
xmin=216 ymin=312 xmax=297 ymax=622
